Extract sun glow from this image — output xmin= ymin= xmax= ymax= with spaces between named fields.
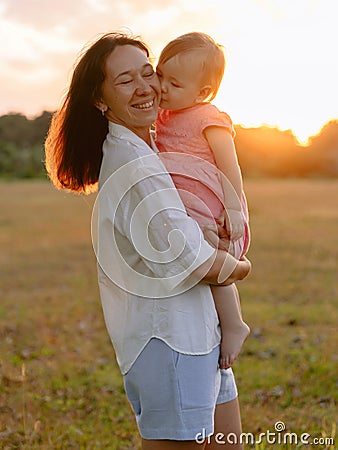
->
xmin=201 ymin=0 xmax=338 ymax=145
xmin=0 ymin=0 xmax=337 ymax=143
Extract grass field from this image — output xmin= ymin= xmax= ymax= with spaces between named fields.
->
xmin=0 ymin=178 xmax=337 ymax=449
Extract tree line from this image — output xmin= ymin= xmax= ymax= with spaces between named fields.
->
xmin=0 ymin=111 xmax=337 ymax=179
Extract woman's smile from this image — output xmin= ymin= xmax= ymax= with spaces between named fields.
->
xmin=132 ymin=99 xmax=155 ymax=109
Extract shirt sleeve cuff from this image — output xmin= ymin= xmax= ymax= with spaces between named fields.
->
xmin=161 ymin=238 xmax=215 ymax=293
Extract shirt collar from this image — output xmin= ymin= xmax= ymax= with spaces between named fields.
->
xmin=108 ymin=121 xmax=158 ymax=153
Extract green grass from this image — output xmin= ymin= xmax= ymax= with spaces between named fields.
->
xmin=0 ymin=178 xmax=337 ymax=449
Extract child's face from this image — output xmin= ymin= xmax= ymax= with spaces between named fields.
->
xmin=157 ymin=53 xmax=204 ymax=110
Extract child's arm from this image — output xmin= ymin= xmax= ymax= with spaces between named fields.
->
xmin=204 ymin=126 xmax=244 ymax=241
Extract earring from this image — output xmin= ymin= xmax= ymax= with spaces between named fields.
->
xmin=101 ymin=108 xmax=105 ymax=116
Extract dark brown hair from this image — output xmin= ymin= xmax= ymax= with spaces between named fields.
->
xmin=158 ymin=32 xmax=225 ymax=102
xmin=45 ymin=32 xmax=149 ymax=194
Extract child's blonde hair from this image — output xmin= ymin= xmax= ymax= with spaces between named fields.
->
xmin=158 ymin=32 xmax=225 ymax=102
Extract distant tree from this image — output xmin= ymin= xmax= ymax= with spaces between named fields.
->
xmin=235 ymin=121 xmax=338 ymax=177
xmin=307 ymin=121 xmax=338 ymax=176
xmin=0 ymin=113 xmax=337 ymax=178
xmin=0 ymin=112 xmax=52 ymax=178
xmin=0 ymin=113 xmax=31 ymax=148
xmin=234 ymin=125 xmax=302 ymax=177
xmin=29 ymin=111 xmax=53 ymax=144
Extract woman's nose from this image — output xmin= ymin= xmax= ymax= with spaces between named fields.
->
xmin=135 ymin=76 xmax=152 ymax=94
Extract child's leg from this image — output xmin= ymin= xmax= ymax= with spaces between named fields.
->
xmin=211 ymin=284 xmax=250 ymax=369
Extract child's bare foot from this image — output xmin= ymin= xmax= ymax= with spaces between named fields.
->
xmin=219 ymin=321 xmax=250 ymax=369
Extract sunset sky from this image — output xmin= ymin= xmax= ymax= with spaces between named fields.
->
xmin=1 ymin=0 xmax=337 ymax=144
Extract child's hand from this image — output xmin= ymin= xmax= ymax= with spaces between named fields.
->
xmin=225 ymin=208 xmax=244 ymax=241
xmin=203 ymin=221 xmax=231 ymax=251
xmin=216 ymin=210 xmax=226 ymax=228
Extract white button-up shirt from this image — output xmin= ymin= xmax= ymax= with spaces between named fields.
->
xmin=95 ymin=122 xmax=221 ymax=374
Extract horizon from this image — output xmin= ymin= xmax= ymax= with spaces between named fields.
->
xmin=2 ymin=109 xmax=337 ymax=147
xmin=1 ymin=0 xmax=337 ymax=144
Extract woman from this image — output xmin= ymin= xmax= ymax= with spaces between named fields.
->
xmin=45 ymin=32 xmax=251 ymax=449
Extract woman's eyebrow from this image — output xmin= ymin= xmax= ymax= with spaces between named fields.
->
xmin=114 ymin=63 xmax=153 ymax=81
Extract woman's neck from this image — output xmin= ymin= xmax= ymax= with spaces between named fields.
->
xmin=132 ymin=127 xmax=151 ymax=145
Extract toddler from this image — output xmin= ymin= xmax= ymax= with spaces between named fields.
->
xmin=155 ymin=32 xmax=250 ymax=368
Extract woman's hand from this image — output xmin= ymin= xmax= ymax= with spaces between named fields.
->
xmin=222 ymin=256 xmax=251 ymax=285
xmin=203 ymin=222 xmax=231 ymax=251
xmin=195 ymin=247 xmax=251 ymax=286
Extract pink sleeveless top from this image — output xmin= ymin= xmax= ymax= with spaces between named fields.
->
xmin=155 ymin=103 xmax=250 ymax=258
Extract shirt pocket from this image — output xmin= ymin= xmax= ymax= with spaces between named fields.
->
xmin=175 ymin=350 xmax=219 ymax=411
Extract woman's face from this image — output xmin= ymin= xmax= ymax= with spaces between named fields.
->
xmin=100 ymin=44 xmax=161 ymax=140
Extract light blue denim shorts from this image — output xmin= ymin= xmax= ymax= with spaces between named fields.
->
xmin=123 ymin=338 xmax=238 ymax=441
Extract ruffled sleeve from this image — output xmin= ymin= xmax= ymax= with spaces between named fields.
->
xmin=198 ymin=103 xmax=236 ymax=138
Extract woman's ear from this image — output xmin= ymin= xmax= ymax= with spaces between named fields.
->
xmin=196 ymin=85 xmax=212 ymax=102
xmin=94 ymin=100 xmax=108 ymax=114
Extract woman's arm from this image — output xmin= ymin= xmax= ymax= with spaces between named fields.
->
xmin=193 ymin=250 xmax=251 ymax=286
